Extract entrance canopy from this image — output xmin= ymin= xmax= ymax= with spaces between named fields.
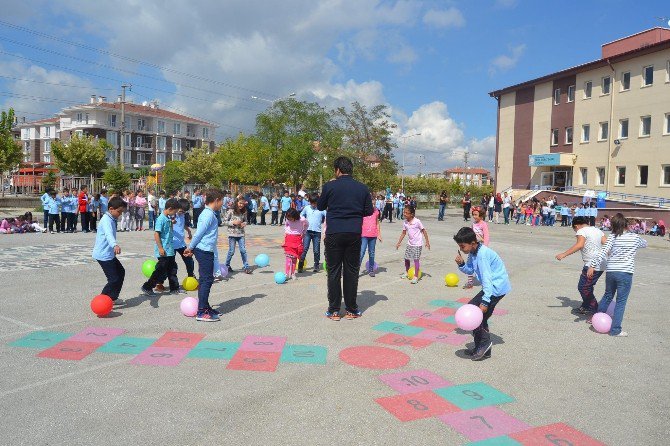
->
xmin=529 ymin=153 xmax=576 ymax=167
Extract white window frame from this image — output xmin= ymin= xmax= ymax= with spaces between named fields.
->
xmin=619 ymin=119 xmax=629 ymax=139
xmin=621 ymin=71 xmax=631 ymax=91
xmin=156 ymin=152 xmax=166 ymax=165
xmin=581 ymin=124 xmax=590 ymax=143
xmin=662 ymin=165 xmax=670 ymax=186
xmin=596 ymin=167 xmax=605 ymax=186
xmin=75 ymin=130 xmax=83 ymax=137
xmin=172 ymin=152 xmax=182 ymax=161
xmin=565 ymin=126 xmax=573 ymax=144
xmin=123 ymin=133 xmax=131 ymax=148
xmin=666 ymin=60 xmax=670 ymax=83
xmin=44 ymin=126 xmax=51 ymax=137
xmin=664 ymin=113 xmax=670 ymax=135
xmin=43 ymin=153 xmax=51 ymax=163
xmin=642 ymin=65 xmax=653 ymax=87
xmin=109 ymin=114 xmax=117 ymax=128
xmin=137 ymin=118 xmax=146 ymax=131
xmin=637 ymin=165 xmax=648 ymax=187
xmin=136 ymin=136 xmax=142 ymax=148
xmin=615 ymin=166 xmax=626 ymax=186
xmin=583 ymin=81 xmax=592 ymax=99
xmin=157 ymin=120 xmax=165 ymax=133
xmin=43 ymin=140 xmax=51 ymax=153
xmin=123 ymin=150 xmax=131 ymax=166
xmin=76 ymin=112 xmax=83 ymax=122
xmin=550 ymin=129 xmax=559 ymax=146
xmin=105 ymin=148 xmax=116 ymax=164
xmin=157 ymin=136 xmax=166 ymax=151
xmin=137 ymin=152 xmax=151 ymax=166
xmin=567 ymin=85 xmax=575 ymax=102
xmin=579 ymin=167 xmax=588 ymax=185
xmin=202 ymin=127 xmax=209 ymax=139
xmin=640 ymin=116 xmax=651 ymax=137
xmin=173 ymin=123 xmax=181 ymax=135
xmin=601 ymin=76 xmax=611 ymax=95
xmin=553 ymin=88 xmax=560 ymax=105
xmin=172 ymin=138 xmax=182 ymax=152
xmin=105 ymin=131 xmax=118 ymax=147
xmin=598 ymin=122 xmax=609 ymax=141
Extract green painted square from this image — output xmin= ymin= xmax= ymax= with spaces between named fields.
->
xmin=9 ymin=331 xmax=72 ymax=349
xmin=442 ymin=315 xmax=456 ymax=324
xmin=372 ymin=321 xmax=424 ymax=336
xmin=280 ymin=345 xmax=327 ymax=364
xmin=97 ymin=337 xmax=156 ymax=355
xmin=429 ymin=299 xmax=463 ymax=308
xmin=187 ymin=341 xmax=240 ymax=360
xmin=466 ymin=436 xmax=522 ymax=446
xmin=434 ymin=382 xmax=515 ymax=410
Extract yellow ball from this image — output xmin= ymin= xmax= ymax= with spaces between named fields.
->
xmin=182 ymin=277 xmax=199 ymax=291
xmin=445 ymin=273 xmax=459 ymax=287
xmin=407 ymin=267 xmax=422 ymax=280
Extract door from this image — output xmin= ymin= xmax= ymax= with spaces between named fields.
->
xmin=554 ymin=171 xmax=567 ymax=190
xmin=541 ymin=172 xmax=554 ymax=188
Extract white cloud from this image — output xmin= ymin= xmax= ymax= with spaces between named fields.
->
xmin=489 ymin=44 xmax=526 ymax=75
xmin=422 ymin=7 xmax=466 ymax=29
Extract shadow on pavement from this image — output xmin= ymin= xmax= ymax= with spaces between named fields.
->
xmin=214 ymin=293 xmax=266 ymax=315
xmin=358 ymin=290 xmax=389 ymax=312
xmin=552 ymin=295 xmax=591 ymax=322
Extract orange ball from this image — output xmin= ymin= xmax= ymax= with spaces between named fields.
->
xmin=90 ymin=294 xmax=113 ymax=316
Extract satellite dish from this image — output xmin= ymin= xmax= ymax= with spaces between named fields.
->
xmin=667 ymin=19 xmax=670 ymax=27
xmin=614 ymin=139 xmax=621 ymax=145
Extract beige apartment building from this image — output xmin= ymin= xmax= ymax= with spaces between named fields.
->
xmin=489 ymin=28 xmax=670 ymax=198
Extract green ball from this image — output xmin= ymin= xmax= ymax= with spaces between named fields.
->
xmin=142 ymin=259 xmax=157 ymax=278
xmin=322 ymin=260 xmax=327 ymax=271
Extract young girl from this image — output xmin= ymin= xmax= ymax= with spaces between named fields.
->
xmin=360 ymin=195 xmax=382 ymax=277
xmin=134 ymin=190 xmax=147 ymax=231
xmin=395 ymin=205 xmax=431 ymax=284
xmin=127 ymin=191 xmax=137 ymax=232
xmin=464 ymin=207 xmax=490 ymax=288
xmin=120 ymin=191 xmax=130 ymax=231
xmin=282 ymin=208 xmax=306 ymax=280
xmin=223 ymin=197 xmax=252 ymax=274
xmin=587 ymin=213 xmax=647 ymax=337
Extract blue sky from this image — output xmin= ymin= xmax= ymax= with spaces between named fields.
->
xmin=1 ymin=0 xmax=668 ymax=173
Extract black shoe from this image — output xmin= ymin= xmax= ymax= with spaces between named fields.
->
xmin=297 ymin=260 xmax=305 ymax=273
xmin=472 ymin=342 xmax=492 ymax=361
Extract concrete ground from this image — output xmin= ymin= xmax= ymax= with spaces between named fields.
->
xmin=0 ymin=209 xmax=667 ymax=446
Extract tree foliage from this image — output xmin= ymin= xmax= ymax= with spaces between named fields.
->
xmin=162 ymin=160 xmax=185 ymax=193
xmin=180 ymin=147 xmax=220 ymax=185
xmin=214 ymin=134 xmax=274 ymax=185
xmin=41 ymin=170 xmax=58 ymax=192
xmin=51 ymin=135 xmax=108 ymax=176
xmin=0 ymin=109 xmax=22 ymax=196
xmin=102 ymin=164 xmax=131 ymax=193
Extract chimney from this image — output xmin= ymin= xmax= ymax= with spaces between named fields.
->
xmin=90 ymin=95 xmax=97 ymax=104
xmin=142 ymin=101 xmax=148 ymax=107
xmin=99 ymin=96 xmax=106 ymax=103
xmin=117 ymin=95 xmax=122 ymax=103
xmin=22 ymin=117 xmax=26 ymax=123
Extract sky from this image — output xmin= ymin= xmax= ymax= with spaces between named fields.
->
xmin=0 ymin=0 xmax=668 ymax=174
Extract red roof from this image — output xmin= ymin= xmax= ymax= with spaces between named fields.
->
xmin=445 ymin=167 xmax=490 ymax=175
xmin=29 ymin=117 xmax=59 ymax=125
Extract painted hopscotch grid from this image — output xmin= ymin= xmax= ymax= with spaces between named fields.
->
xmin=0 ymin=244 xmax=145 ymax=272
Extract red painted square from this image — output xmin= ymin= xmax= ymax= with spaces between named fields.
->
xmin=130 ymin=347 xmax=191 ymax=366
xmin=152 ymin=331 xmax=205 ymax=349
xmin=510 ymin=423 xmax=606 ymax=446
xmin=414 ymin=330 xmax=469 ymax=345
xmin=375 ymin=333 xmax=433 ymax=350
xmin=375 ymin=390 xmax=460 ymax=422
xmin=408 ymin=318 xmax=457 ymax=333
xmin=433 ymin=307 xmax=457 ymax=316
xmin=239 ymin=335 xmax=287 ymax=353
xmin=37 ymin=341 xmax=100 ymax=360
xmin=226 ymin=350 xmax=281 ymax=372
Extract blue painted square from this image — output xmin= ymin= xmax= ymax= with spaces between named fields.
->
xmin=187 ymin=341 xmax=240 ymax=360
xmin=466 ymin=436 xmax=522 ymax=446
xmin=435 ymin=382 xmax=515 ymax=410
xmin=280 ymin=345 xmax=327 ymax=364
xmin=97 ymin=337 xmax=156 ymax=355
xmin=9 ymin=331 xmax=72 ymax=349
xmin=429 ymin=299 xmax=463 ymax=308
xmin=372 ymin=321 xmax=424 ymax=336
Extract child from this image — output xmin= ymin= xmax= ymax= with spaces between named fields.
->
xmin=299 ymin=194 xmax=326 ymax=273
xmin=560 ymin=203 xmax=569 ymax=226
xmin=60 ymin=188 xmax=70 ymax=233
xmin=92 ymin=196 xmax=127 ymax=305
xmin=280 ymin=191 xmax=292 ymax=225
xmin=587 ymin=213 xmax=647 ymax=337
xmin=41 ymin=188 xmax=51 ymax=227
xmin=120 ymin=191 xmax=130 ymax=231
xmin=78 ymin=186 xmax=90 ymax=233
xmin=283 ymin=208 xmax=306 ymax=280
xmin=555 ymin=216 xmax=607 ymax=314
xmin=464 ymin=206 xmax=490 ymax=289
xmin=156 ymin=198 xmax=195 ymax=292
xmin=141 ymin=198 xmax=183 ymax=296
xmin=158 ymin=190 xmax=167 ymax=214
xmin=89 ymin=193 xmax=100 ymax=232
xmin=127 ymin=191 xmax=137 ymax=232
xmin=524 ymin=202 xmax=533 ymax=226
xmin=184 ymin=189 xmax=224 ymax=322
xmin=223 ymin=197 xmax=252 ymax=274
xmin=395 ymin=205 xmax=431 ymax=284
xmin=454 ymin=227 xmax=511 ymax=360
xmin=270 ymin=194 xmax=279 ymax=226
xmin=134 ymin=191 xmax=147 ymax=231
xmin=360 ymin=194 xmax=382 ymax=277
xmin=47 ymin=190 xmax=61 ymax=234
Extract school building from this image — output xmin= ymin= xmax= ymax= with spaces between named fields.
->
xmin=489 ymin=28 xmax=670 ymax=201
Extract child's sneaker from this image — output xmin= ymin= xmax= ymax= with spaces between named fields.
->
xmin=169 ymin=290 xmax=186 ymax=295
xmin=208 ymin=307 xmax=221 ymax=317
xmin=196 ymin=310 xmax=220 ymax=322
xmin=244 ymin=268 xmax=253 ymax=274
xmin=140 ymin=286 xmax=156 ymax=296
xmin=471 ymin=342 xmax=492 ymax=361
xmin=325 ymin=311 xmax=341 ymax=321
xmin=369 ymin=269 xmax=375 ymax=278
xmin=612 ymin=331 xmax=628 ymax=337
xmin=344 ymin=310 xmax=362 ymax=320
xmin=297 ymin=260 xmax=305 ymax=273
xmin=213 ymin=274 xmax=224 ymax=283
xmin=410 ymin=277 xmax=418 ymax=284
xmin=155 ymin=284 xmax=166 ymax=292
xmin=312 ymin=265 xmax=319 ymax=273
xmin=112 ymin=299 xmax=125 ymax=306
xmin=400 ymin=273 xmax=408 ymax=279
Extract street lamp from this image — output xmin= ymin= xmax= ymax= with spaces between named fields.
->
xmin=462 ymin=150 xmax=478 ymax=187
xmin=400 ymin=132 xmax=421 ymax=192
xmin=251 ymin=92 xmax=296 ymax=104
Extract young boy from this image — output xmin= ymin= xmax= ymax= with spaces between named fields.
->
xmin=78 ymin=186 xmax=90 ymax=233
xmin=280 ymin=191 xmax=292 ymax=225
xmin=454 ymin=227 xmax=511 ymax=361
xmin=299 ymin=194 xmax=327 ymax=273
xmin=158 ymin=191 xmax=167 ymax=214
xmin=93 ymin=197 xmax=127 ymax=305
xmin=184 ymin=189 xmax=224 ymax=322
xmin=270 ymin=194 xmax=279 ymax=226
xmin=141 ymin=198 xmax=182 ymax=296
xmin=555 ymin=216 xmax=607 ymax=314
xmin=60 ymin=188 xmax=70 ymax=233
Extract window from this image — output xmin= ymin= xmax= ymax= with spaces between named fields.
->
xmin=599 ymin=122 xmax=609 ymax=141
xmin=75 ymin=130 xmax=83 ymax=137
xmin=76 ymin=112 xmax=83 ymax=122
xmin=638 ymin=165 xmax=648 ymax=186
xmin=156 ymin=152 xmax=166 ymax=165
xmin=21 ymin=129 xmax=28 ymax=139
xmin=123 ymin=133 xmax=131 ymax=148
xmin=621 ymin=71 xmax=630 ymax=91
xmin=567 ymin=85 xmax=575 ymax=102
xmin=202 ymin=127 xmax=209 ymax=139
xmin=109 ymin=114 xmax=117 ymax=128
xmin=157 ymin=120 xmax=165 ymax=133
xmin=24 ymin=141 xmax=31 ymax=151
xmin=85 ymin=113 xmax=89 ymax=124
xmin=172 ymin=138 xmax=182 ymax=152
xmin=43 ymin=140 xmax=51 ymax=153
xmin=105 ymin=149 xmax=116 ymax=164
xmin=640 ymin=116 xmax=651 ymax=137
xmin=137 ymin=153 xmax=151 ymax=166
xmin=581 ymin=124 xmax=590 ymax=143
xmin=602 ymin=76 xmax=611 ymax=95
xmin=105 ymin=131 xmax=118 ymax=146
xmin=642 ymin=65 xmax=653 ymax=86
xmin=137 ymin=118 xmax=146 ymax=131
xmin=551 ymin=129 xmax=559 ymax=146
xmin=565 ymin=127 xmax=573 ymax=144
xmin=596 ymin=167 xmax=605 ymax=186
xmin=43 ymin=154 xmax=51 ymax=163
xmin=157 ymin=136 xmax=166 ymax=150
xmin=44 ymin=126 xmax=50 ymax=137
xmin=615 ymin=166 xmax=626 ymax=185
xmin=136 ymin=136 xmax=142 ymax=148
xmin=553 ymin=88 xmax=560 ymax=105
xmin=173 ymin=123 xmax=181 ymax=135
xmin=172 ymin=152 xmax=182 ymax=161
xmin=584 ymin=81 xmax=592 ymax=99
xmin=665 ymin=113 xmax=670 ymax=135
xmin=123 ymin=117 xmax=130 ymax=130
xmin=580 ymin=167 xmax=588 ymax=185
xmin=663 ymin=165 xmax=670 ymax=186
xmin=619 ymin=119 xmax=628 ymax=139
xmin=123 ymin=150 xmax=131 ymax=166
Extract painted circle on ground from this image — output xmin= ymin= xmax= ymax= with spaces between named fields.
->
xmin=339 ymin=346 xmax=410 ymax=370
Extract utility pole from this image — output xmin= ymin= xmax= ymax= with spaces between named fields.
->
xmin=120 ymin=84 xmax=129 ymax=169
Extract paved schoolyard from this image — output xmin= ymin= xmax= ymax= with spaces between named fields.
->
xmin=0 ymin=209 xmax=667 ymax=446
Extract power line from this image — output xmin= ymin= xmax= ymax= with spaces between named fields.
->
xmin=0 ymin=74 xmax=117 ymax=91
xmin=0 ymin=91 xmax=82 ymax=104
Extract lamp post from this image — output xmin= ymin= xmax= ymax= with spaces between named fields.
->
xmin=400 ymin=132 xmax=421 ymax=192
xmin=462 ymin=150 xmax=477 ymax=187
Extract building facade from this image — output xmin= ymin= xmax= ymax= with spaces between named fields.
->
xmin=444 ymin=167 xmax=491 ymax=186
xmin=490 ymin=28 xmax=670 ymax=197
xmin=16 ymin=95 xmax=217 ymax=169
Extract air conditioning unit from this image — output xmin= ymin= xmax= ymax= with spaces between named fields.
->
xmin=133 ymin=164 xmax=140 ymax=168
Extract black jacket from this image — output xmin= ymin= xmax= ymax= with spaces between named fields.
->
xmin=317 ymin=175 xmax=373 ymax=234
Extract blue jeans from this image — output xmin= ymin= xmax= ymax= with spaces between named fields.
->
xmin=43 ymin=210 xmax=49 ymax=227
xmin=225 ymin=236 xmax=248 ymax=268
xmin=577 ymin=266 xmax=603 ymax=310
xmin=597 ymin=271 xmax=633 ymax=335
xmin=438 ymin=203 xmax=446 ymax=221
xmin=194 ymin=248 xmax=214 ymax=311
xmin=396 ymin=206 xmax=403 ymax=220
xmin=503 ymin=207 xmax=510 ymax=224
xmin=300 ymin=230 xmax=321 ymax=265
xmin=359 ymin=237 xmax=377 ymax=268
xmin=148 ymin=210 xmax=155 ymax=229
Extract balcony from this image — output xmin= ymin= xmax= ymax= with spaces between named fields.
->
xmin=134 ymin=143 xmax=153 ymax=151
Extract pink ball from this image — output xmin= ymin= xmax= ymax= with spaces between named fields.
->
xmin=455 ymin=304 xmax=484 ymax=331
xmin=605 ymin=301 xmax=615 ymax=317
xmin=591 ymin=312 xmax=612 ymax=334
xmin=179 ymin=296 xmax=198 ymax=317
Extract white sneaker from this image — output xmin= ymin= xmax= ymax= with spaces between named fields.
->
xmin=410 ymin=277 xmax=418 ymax=284
xmin=400 ymin=273 xmax=408 ymax=279
xmin=612 ymin=332 xmax=628 ymax=337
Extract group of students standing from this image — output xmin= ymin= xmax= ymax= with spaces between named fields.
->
xmin=41 ymin=186 xmax=106 ymax=234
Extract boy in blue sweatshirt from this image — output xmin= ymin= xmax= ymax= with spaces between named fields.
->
xmin=184 ymin=189 xmax=224 ymax=322
xmin=141 ymin=198 xmax=182 ymax=296
xmin=299 ymin=194 xmax=326 ymax=273
xmin=47 ymin=190 xmax=62 ymax=234
xmin=92 ymin=197 xmax=127 ymax=304
xmin=41 ymin=189 xmax=52 ymax=227
xmin=454 ymin=227 xmax=511 ymax=361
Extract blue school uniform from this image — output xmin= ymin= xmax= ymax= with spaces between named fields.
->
xmin=92 ymin=212 xmax=118 ymax=261
xmin=154 ymin=213 xmax=175 ymax=257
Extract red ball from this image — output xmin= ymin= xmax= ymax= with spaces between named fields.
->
xmin=90 ymin=294 xmax=113 ymax=316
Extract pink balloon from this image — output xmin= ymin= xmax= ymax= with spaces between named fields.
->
xmin=180 ymin=296 xmax=198 ymax=317
xmin=591 ymin=312 xmax=612 ymax=334
xmin=605 ymin=301 xmax=615 ymax=318
xmin=455 ymin=304 xmax=484 ymax=331
xmin=365 ymin=260 xmax=379 ymax=272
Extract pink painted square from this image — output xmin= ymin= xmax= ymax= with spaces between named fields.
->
xmin=438 ymin=406 xmax=530 ymax=442
xmin=378 ymin=369 xmax=453 ymax=394
xmin=130 ymin=347 xmax=191 ymax=366
xmin=493 ymin=308 xmax=509 ymax=315
xmin=457 ymin=297 xmax=471 ymax=303
xmin=226 ymin=351 xmax=281 ymax=372
xmin=239 ymin=335 xmax=287 ymax=353
xmin=510 ymin=423 xmax=606 ymax=446
xmin=408 ymin=318 xmax=457 ymax=333
xmin=152 ymin=331 xmax=206 ymax=349
xmin=375 ymin=333 xmax=433 ymax=350
xmin=68 ymin=327 xmax=126 ymax=344
xmin=402 ymin=310 xmax=445 ymax=321
xmin=414 ymin=330 xmax=469 ymax=345
xmin=37 ymin=341 xmax=100 ymax=361
xmin=433 ymin=307 xmax=457 ymax=316
xmin=375 ymin=390 xmax=460 ymax=422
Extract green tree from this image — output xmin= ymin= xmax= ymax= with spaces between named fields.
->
xmin=180 ymin=147 xmax=220 ymax=185
xmin=102 ymin=164 xmax=131 ymax=193
xmin=0 ymin=108 xmax=22 ymax=197
xmin=51 ymin=134 xmax=108 ymax=176
xmin=215 ymin=134 xmax=275 ymax=185
xmin=40 ymin=170 xmax=58 ymax=192
xmin=162 ymin=160 xmax=185 ymax=193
